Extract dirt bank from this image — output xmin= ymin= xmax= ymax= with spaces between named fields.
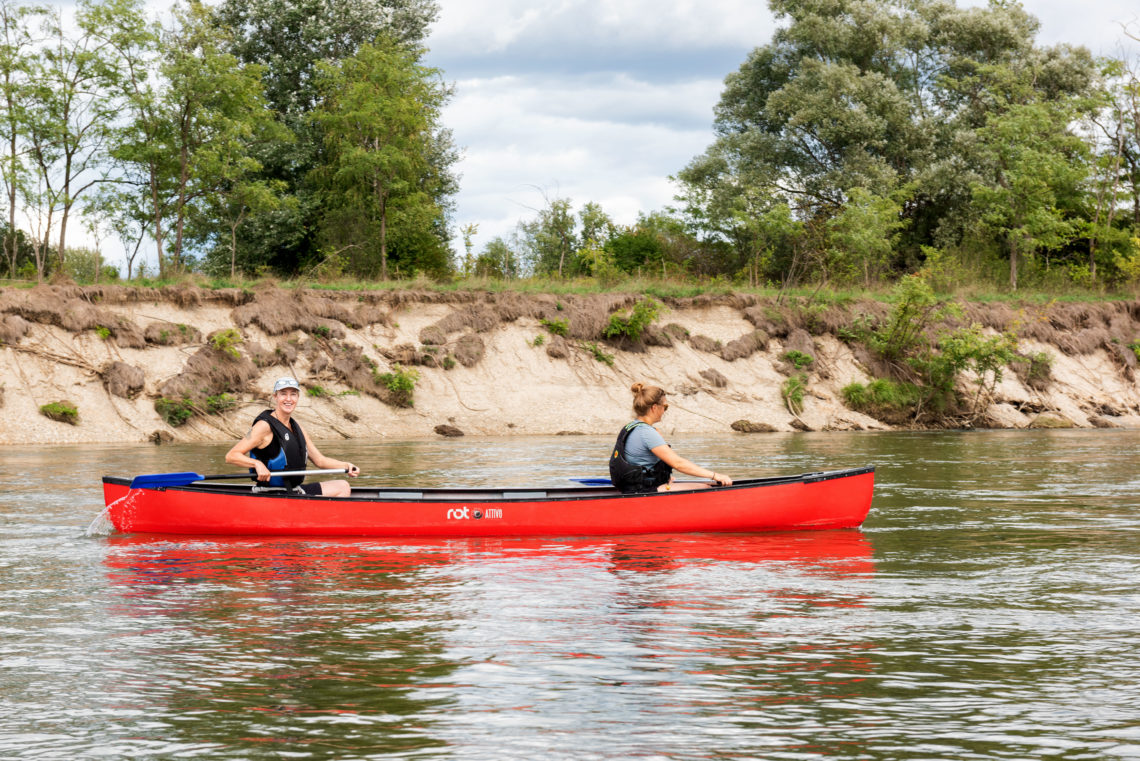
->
xmin=2 ymin=284 xmax=1139 ymax=446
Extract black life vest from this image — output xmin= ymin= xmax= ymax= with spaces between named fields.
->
xmin=609 ymin=421 xmax=672 ymax=494
xmin=250 ymin=410 xmax=308 ymax=488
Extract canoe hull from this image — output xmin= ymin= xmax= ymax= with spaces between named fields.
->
xmin=101 ymin=467 xmax=874 ymax=537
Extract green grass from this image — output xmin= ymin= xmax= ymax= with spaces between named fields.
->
xmin=155 ymin=397 xmax=194 ymax=427
xmin=205 ymin=393 xmax=237 ymax=414
xmin=209 ymin=328 xmax=243 ymax=359
xmin=8 ymin=267 xmax=1140 ymax=305
xmin=782 ymin=350 xmax=814 ymax=370
xmin=377 ymin=364 xmax=419 ymax=407
xmin=581 ymin=341 xmax=615 ymax=366
xmin=782 ymin=374 xmax=807 ymax=415
xmin=40 ymin=400 xmax=78 ymax=425
xmin=540 ymin=317 xmax=569 ymax=336
xmin=841 ymin=379 xmax=924 ymax=420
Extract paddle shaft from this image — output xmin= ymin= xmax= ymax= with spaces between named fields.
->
xmin=198 ymin=468 xmax=348 ymax=481
xmin=129 ymin=468 xmax=350 ymax=489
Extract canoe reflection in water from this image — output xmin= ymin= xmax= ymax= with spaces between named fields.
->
xmin=100 ymin=532 xmax=876 ymax=758
xmin=103 ymin=531 xmax=874 ymax=587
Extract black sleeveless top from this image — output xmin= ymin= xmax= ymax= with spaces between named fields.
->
xmin=249 ymin=410 xmax=308 ymax=488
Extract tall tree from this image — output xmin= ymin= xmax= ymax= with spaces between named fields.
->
xmin=519 ymin=197 xmax=577 ymax=277
xmin=91 ymin=0 xmax=169 ymax=277
xmin=26 ymin=0 xmax=122 ymax=276
xmin=309 ymin=37 xmax=454 ymax=279
xmin=972 ymin=102 xmax=1087 ymax=290
xmin=159 ymin=0 xmax=277 ymax=272
xmin=677 ymin=0 xmax=1098 ymax=282
xmin=0 ymin=0 xmax=44 ymax=279
xmin=826 ymin=187 xmax=905 ymax=287
xmin=211 ymin=0 xmax=440 ymax=273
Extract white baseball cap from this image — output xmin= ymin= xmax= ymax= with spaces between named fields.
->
xmin=273 ymin=377 xmax=301 ymax=393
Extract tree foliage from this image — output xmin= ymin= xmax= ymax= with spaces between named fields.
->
xmin=674 ymin=0 xmax=1103 ymax=289
xmin=309 ymin=37 xmax=454 ymax=278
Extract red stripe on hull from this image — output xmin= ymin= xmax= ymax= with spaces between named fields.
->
xmin=101 ymin=469 xmax=874 ymax=537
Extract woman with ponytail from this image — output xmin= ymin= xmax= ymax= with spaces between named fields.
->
xmin=608 ymin=382 xmax=733 ymax=493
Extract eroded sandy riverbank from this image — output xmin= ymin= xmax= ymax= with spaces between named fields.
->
xmin=2 ymin=284 xmax=1138 ymax=445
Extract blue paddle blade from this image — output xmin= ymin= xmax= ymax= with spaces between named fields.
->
xmin=570 ymin=477 xmax=612 ymax=486
xmin=130 ymin=472 xmax=205 ymax=489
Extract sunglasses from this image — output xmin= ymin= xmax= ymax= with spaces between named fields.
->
xmin=656 ymin=400 xmax=669 ymax=411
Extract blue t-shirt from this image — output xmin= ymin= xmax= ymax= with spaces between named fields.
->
xmin=624 ymin=422 xmax=666 ymax=467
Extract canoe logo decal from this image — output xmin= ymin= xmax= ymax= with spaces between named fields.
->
xmin=446 ymin=507 xmax=503 ymax=520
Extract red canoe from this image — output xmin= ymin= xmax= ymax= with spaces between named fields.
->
xmin=100 ymin=466 xmax=874 ymax=537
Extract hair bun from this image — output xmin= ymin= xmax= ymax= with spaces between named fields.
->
xmin=630 ymin=382 xmax=644 ymax=394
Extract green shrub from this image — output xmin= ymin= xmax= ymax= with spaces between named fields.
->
xmin=307 ymin=385 xmax=328 ymax=398
xmin=378 ymin=363 xmax=419 ymax=407
xmin=842 ymin=379 xmax=924 ymax=423
xmin=155 ymin=397 xmax=194 ymax=427
xmin=40 ymin=400 xmax=78 ymax=425
xmin=782 ymin=350 xmax=814 ymax=370
xmin=1131 ymin=340 xmax=1140 ymax=363
xmin=1027 ymin=351 xmax=1053 ymax=382
xmin=312 ymin=325 xmax=331 ymax=338
xmin=210 ymin=328 xmax=243 ymax=359
xmin=442 ymin=354 xmax=457 ymax=370
xmin=868 ymin=275 xmax=957 ymax=361
xmin=782 ymin=373 xmax=807 ymax=415
xmin=603 ymin=298 xmax=660 ymax=342
xmin=918 ymin=325 xmax=1017 ymax=416
xmin=205 ymin=393 xmax=237 ymax=414
xmin=540 ymin=317 xmax=569 ymax=336
xmin=532 ymin=334 xmax=545 ymax=347
xmin=94 ymin=325 xmax=111 ymax=340
xmin=581 ymin=341 xmax=615 ymax=366
xmin=1013 ymin=350 xmax=1053 ymax=390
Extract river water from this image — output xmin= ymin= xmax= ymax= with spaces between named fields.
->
xmin=1 ymin=430 xmax=1138 ymax=759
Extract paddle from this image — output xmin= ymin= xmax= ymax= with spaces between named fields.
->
xmin=130 ymin=468 xmax=349 ymax=489
xmin=569 ymin=477 xmax=720 ymax=486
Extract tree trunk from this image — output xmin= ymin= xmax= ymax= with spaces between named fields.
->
xmin=379 ymin=196 xmax=388 ymax=281
xmin=125 ymin=234 xmax=142 ymax=280
xmin=4 ymin=124 xmax=16 ymax=278
xmin=172 ymin=119 xmax=190 ymax=274
xmin=151 ymin=163 xmax=165 ymax=279
xmin=230 ymin=222 xmax=238 ymax=278
xmin=56 ymin=152 xmax=73 ymax=272
xmin=1009 ymin=237 xmax=1018 ymax=291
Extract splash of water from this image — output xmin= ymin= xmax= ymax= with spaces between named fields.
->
xmin=85 ymin=490 xmax=137 ymax=536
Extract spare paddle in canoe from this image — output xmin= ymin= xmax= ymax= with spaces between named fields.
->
xmin=130 ymin=468 xmax=348 ymax=489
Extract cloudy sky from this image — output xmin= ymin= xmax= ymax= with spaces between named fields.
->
xmin=424 ymin=0 xmax=1140 ymax=259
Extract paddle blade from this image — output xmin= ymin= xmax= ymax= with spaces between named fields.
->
xmin=129 ymin=471 xmax=206 ymax=489
xmin=570 ymin=477 xmax=613 ymax=486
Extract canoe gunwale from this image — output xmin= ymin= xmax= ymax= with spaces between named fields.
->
xmin=102 ymin=466 xmax=875 ymax=504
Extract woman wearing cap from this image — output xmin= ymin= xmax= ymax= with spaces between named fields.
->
xmin=609 ymin=382 xmax=732 ymax=493
xmin=225 ymin=376 xmax=360 ymax=497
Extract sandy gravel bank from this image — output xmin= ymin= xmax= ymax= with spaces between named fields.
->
xmin=2 ymin=285 xmax=1138 ymax=445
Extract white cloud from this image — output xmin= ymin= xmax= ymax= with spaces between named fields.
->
xmin=430 ymin=0 xmax=774 ymax=58
xmin=436 ymin=0 xmax=1140 ymax=262
xmin=441 ymin=72 xmax=722 ymax=250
